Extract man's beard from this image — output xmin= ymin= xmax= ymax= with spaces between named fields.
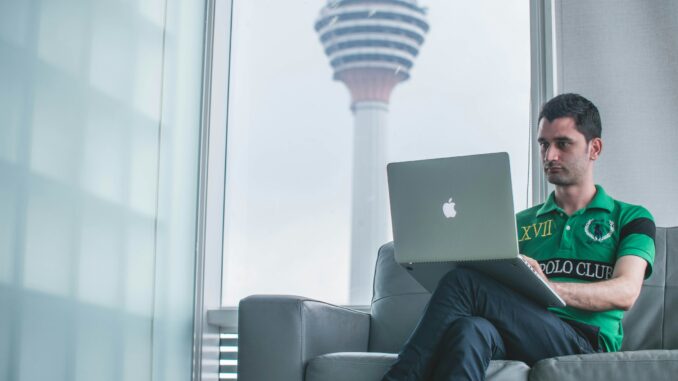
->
xmin=547 ymin=171 xmax=576 ymax=186
xmin=544 ymin=163 xmax=579 ymax=186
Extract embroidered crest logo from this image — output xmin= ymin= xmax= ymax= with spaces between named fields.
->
xmin=585 ymin=219 xmax=615 ymax=242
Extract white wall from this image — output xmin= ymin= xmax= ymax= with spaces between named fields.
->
xmin=0 ymin=0 xmax=207 ymax=380
xmin=553 ymin=0 xmax=678 ymax=226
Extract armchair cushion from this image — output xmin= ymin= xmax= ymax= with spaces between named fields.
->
xmin=306 ymin=353 xmax=530 ymax=381
xmin=529 ymin=350 xmax=678 ymax=381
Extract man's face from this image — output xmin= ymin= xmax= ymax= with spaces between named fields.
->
xmin=537 ymin=117 xmax=601 ymax=186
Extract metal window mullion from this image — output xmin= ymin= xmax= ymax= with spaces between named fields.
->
xmin=529 ymin=0 xmax=556 ymax=206
xmin=192 ymin=0 xmax=234 ymax=380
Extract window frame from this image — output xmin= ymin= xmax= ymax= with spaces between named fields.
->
xmin=191 ymin=0 xmax=234 ymax=380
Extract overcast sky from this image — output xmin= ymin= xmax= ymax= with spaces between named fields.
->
xmin=222 ymin=0 xmax=530 ymax=306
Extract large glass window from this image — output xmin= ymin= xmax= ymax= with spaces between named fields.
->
xmin=222 ymin=0 xmax=530 ymax=306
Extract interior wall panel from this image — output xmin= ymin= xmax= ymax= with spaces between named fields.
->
xmin=554 ymin=0 xmax=678 ymax=227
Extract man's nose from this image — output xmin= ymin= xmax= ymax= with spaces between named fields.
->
xmin=544 ymin=146 xmax=559 ymax=161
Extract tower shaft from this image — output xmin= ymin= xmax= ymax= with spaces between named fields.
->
xmin=349 ymin=101 xmax=391 ymax=303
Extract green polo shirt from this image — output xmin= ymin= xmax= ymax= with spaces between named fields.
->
xmin=516 ymin=185 xmax=655 ymax=352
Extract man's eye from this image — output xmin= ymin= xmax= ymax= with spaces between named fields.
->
xmin=556 ymin=142 xmax=569 ymax=149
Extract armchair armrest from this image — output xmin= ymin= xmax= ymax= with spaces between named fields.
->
xmin=238 ymin=295 xmax=371 ymax=381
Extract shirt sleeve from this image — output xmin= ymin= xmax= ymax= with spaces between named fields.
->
xmin=617 ymin=206 xmax=656 ymax=279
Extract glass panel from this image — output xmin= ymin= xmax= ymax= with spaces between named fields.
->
xmin=222 ymin=0 xmax=530 ymax=306
xmin=0 ymin=0 xmax=205 ymax=380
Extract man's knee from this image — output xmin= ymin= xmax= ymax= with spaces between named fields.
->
xmin=445 ymin=317 xmax=504 ymax=357
xmin=450 ymin=316 xmax=494 ymax=337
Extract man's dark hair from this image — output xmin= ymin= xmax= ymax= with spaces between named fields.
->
xmin=538 ymin=93 xmax=602 ymax=141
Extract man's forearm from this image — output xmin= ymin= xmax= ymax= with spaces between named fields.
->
xmin=521 ymin=254 xmax=646 ymax=312
xmin=551 ymin=277 xmax=639 ymax=311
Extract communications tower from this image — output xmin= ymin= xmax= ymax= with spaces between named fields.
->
xmin=315 ymin=0 xmax=429 ymax=303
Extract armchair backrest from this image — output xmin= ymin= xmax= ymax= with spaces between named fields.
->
xmin=368 ymin=227 xmax=677 ymax=353
xmin=368 ymin=242 xmax=430 ymax=353
xmin=621 ymin=226 xmax=677 ymax=350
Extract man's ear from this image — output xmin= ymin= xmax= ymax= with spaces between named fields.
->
xmin=589 ymin=137 xmax=603 ymax=160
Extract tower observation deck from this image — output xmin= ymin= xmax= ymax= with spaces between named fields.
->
xmin=315 ymin=0 xmax=429 ymax=103
xmin=315 ymin=0 xmax=429 ymax=303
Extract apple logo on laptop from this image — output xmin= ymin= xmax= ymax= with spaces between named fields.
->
xmin=442 ymin=197 xmax=457 ymax=218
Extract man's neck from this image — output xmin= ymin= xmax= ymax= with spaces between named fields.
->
xmin=554 ymin=182 xmax=597 ymax=216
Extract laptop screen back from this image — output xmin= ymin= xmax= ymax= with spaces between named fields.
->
xmin=387 ymin=152 xmax=519 ymax=264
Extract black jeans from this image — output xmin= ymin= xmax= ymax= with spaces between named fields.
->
xmin=381 ymin=268 xmax=598 ymax=381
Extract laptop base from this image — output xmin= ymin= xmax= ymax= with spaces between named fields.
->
xmin=402 ymin=258 xmax=566 ymax=308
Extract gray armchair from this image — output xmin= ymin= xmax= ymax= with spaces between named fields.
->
xmin=238 ymin=227 xmax=678 ymax=381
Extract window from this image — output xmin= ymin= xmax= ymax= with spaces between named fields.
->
xmin=222 ymin=0 xmax=530 ymax=306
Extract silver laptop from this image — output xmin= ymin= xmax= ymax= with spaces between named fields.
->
xmin=387 ymin=152 xmax=566 ymax=308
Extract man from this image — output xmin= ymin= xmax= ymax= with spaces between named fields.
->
xmin=382 ymin=93 xmax=656 ymax=381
